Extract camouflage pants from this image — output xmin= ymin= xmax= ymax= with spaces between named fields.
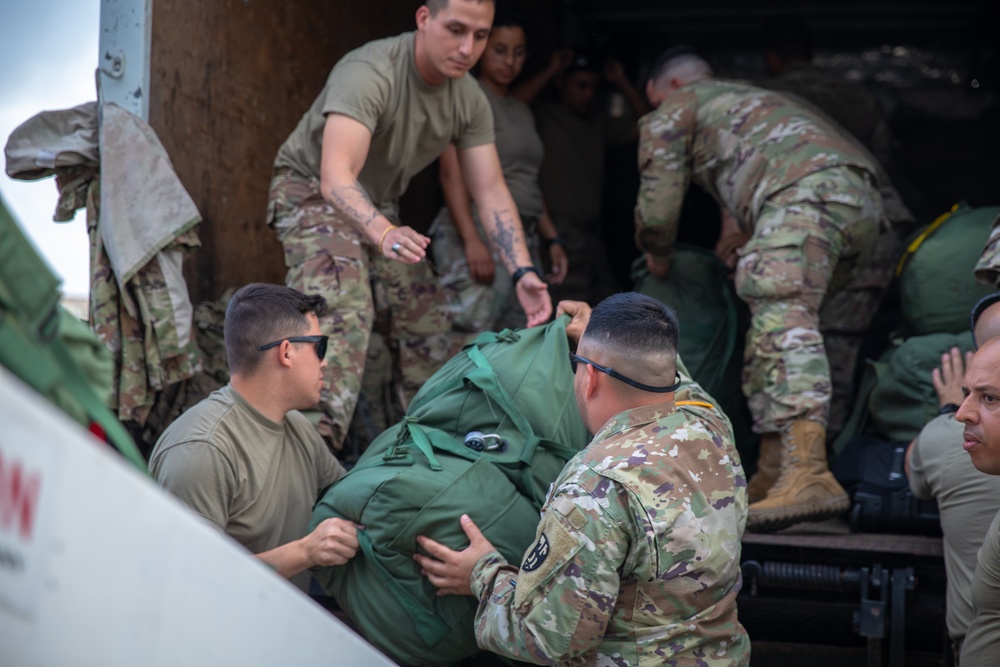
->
xmin=428 ymin=206 xmax=542 ymax=333
xmin=736 ymin=167 xmax=890 ymax=435
xmin=267 ymin=170 xmax=459 ymax=449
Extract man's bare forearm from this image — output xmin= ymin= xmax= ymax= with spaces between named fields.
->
xmin=327 ymin=180 xmax=387 ymax=240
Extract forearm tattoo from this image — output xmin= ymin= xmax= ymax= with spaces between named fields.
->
xmin=329 ymin=181 xmax=379 ymax=229
xmin=488 ymin=209 xmax=524 ymax=271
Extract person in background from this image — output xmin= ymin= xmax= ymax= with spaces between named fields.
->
xmin=951 ymin=331 xmax=1000 ymax=666
xmin=150 ymin=284 xmax=357 ymax=592
xmin=526 ymin=48 xmax=650 ymax=306
xmin=907 ymin=292 xmax=1000 ymax=665
xmin=431 ymin=6 xmax=568 ymax=333
xmin=414 ymin=293 xmax=749 ymax=666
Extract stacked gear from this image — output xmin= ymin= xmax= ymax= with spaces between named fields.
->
xmin=828 ymin=203 xmax=999 ymax=534
xmin=310 ymin=317 xmax=590 ymax=665
xmin=0 ymin=196 xmax=145 ymax=470
xmin=896 ymin=202 xmax=1000 ymax=336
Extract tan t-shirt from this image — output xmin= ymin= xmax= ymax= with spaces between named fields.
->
xmin=149 ymin=384 xmax=346 ymax=590
xmin=909 ymin=414 xmax=1000 ymax=639
xmin=274 ymin=31 xmax=494 ymax=210
xmin=963 ymin=509 xmax=1000 ymax=665
xmin=482 ymin=84 xmax=544 ymax=220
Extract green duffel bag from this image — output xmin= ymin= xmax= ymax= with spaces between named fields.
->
xmin=632 ymin=245 xmax=738 ymax=398
xmin=310 ymin=317 xmax=591 ymax=666
xmin=868 ymin=331 xmax=974 ymax=443
xmin=897 ymin=202 xmax=1000 ymax=335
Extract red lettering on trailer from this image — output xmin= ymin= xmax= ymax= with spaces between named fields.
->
xmin=0 ymin=449 xmax=42 ymax=543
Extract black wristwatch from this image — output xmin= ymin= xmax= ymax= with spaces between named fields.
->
xmin=937 ymin=403 xmax=960 ymax=416
xmin=511 ymin=266 xmax=540 ymax=286
xmin=543 ymin=235 xmax=565 ymax=248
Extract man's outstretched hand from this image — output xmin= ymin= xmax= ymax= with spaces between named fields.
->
xmin=516 ymin=272 xmax=553 ymax=326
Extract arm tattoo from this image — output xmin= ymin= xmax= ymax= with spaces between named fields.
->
xmin=329 ymin=181 xmax=380 ymax=229
xmin=489 ymin=209 xmax=522 ymax=270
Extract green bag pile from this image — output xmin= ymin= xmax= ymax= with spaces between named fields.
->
xmin=897 ymin=203 xmax=1000 ymax=335
xmin=867 ymin=332 xmax=974 ymax=443
xmin=310 ymin=318 xmax=591 ymax=666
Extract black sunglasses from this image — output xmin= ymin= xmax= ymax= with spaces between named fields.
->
xmin=258 ymin=335 xmax=329 ymax=361
xmin=569 ymin=353 xmax=681 ymax=393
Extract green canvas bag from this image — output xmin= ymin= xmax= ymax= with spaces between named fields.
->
xmin=310 ymin=317 xmax=590 ymax=666
xmin=897 ymin=203 xmax=1000 ymax=335
xmin=631 ymin=245 xmax=738 ymax=398
xmin=867 ymin=332 xmax=974 ymax=443
xmin=0 ymin=195 xmax=145 ymax=470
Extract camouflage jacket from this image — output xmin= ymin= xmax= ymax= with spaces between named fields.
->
xmin=635 ymin=78 xmax=876 ymax=262
xmin=470 ymin=399 xmax=750 ymax=666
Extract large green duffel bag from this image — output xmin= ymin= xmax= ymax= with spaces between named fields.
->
xmin=310 ymin=318 xmax=591 ymax=666
xmin=867 ymin=332 xmax=974 ymax=444
xmin=632 ymin=245 xmax=738 ymax=398
xmin=898 ymin=203 xmax=1000 ymax=335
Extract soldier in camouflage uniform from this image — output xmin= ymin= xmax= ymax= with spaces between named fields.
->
xmin=415 ymin=293 xmax=750 ymax=666
xmin=975 ymin=213 xmax=1000 ymax=288
xmin=267 ymin=0 xmax=551 ymax=450
xmin=636 ymin=48 xmax=888 ymax=531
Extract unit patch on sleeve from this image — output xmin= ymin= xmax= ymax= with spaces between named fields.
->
xmin=521 ymin=533 xmax=550 ymax=572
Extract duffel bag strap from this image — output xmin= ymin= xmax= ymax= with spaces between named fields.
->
xmin=463 ymin=345 xmax=577 ymax=462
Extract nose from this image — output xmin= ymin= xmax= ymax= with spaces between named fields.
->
xmin=956 ymin=395 xmax=975 ymax=424
xmin=458 ymin=33 xmax=473 ymax=57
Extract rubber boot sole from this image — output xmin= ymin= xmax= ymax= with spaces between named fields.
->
xmin=746 ymin=492 xmax=850 ymax=533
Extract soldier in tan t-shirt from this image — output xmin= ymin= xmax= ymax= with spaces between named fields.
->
xmin=150 ymin=284 xmax=356 ymax=591
xmin=267 ymin=0 xmax=551 ymax=452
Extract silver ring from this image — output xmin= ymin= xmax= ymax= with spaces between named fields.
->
xmin=391 ymin=242 xmax=402 ymax=254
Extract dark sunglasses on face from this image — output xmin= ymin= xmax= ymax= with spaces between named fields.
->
xmin=569 ymin=353 xmax=681 ymax=393
xmin=258 ymin=335 xmax=329 ymax=361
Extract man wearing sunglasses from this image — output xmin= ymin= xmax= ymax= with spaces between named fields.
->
xmin=415 ymin=293 xmax=749 ymax=666
xmin=150 ymin=283 xmax=358 ymax=591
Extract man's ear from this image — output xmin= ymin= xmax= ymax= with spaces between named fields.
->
xmin=583 ymin=362 xmax=601 ymax=400
xmin=415 ymin=5 xmax=431 ymax=31
xmin=276 ymin=340 xmax=295 ymax=369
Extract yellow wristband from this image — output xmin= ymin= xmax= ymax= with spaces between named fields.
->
xmin=378 ymin=225 xmax=398 ymax=254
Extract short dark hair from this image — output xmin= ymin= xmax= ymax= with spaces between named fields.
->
xmin=426 ymin=0 xmax=494 ymax=17
xmin=224 ymin=283 xmax=327 ymax=375
xmin=583 ymin=292 xmax=679 ymax=358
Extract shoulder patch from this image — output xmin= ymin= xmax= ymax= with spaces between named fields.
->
xmin=521 ymin=533 xmax=550 ymax=572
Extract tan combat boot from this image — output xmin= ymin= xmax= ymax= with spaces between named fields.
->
xmin=746 ymin=420 xmax=850 ymax=532
xmin=747 ymin=433 xmax=782 ymax=504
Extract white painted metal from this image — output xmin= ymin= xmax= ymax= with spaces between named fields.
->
xmin=0 ymin=367 xmax=396 ymax=667
xmin=98 ymin=0 xmax=151 ymax=119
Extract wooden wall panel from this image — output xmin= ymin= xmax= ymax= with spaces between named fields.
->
xmin=149 ymin=0 xmax=414 ymax=302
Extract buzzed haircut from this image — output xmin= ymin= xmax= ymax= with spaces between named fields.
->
xmin=426 ymin=0 xmax=494 ymax=17
xmin=647 ymin=46 xmax=712 ymax=86
xmin=583 ymin=292 xmax=679 ymax=358
xmin=225 ymin=283 xmax=328 ymax=375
